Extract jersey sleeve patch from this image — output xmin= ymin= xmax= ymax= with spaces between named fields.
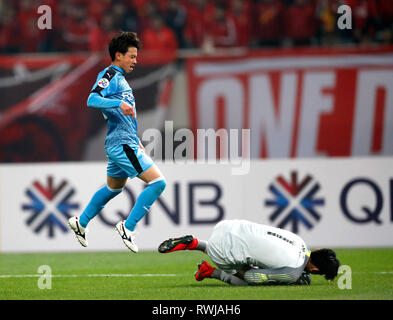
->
xmin=97 ymin=78 xmax=110 ymax=88
xmin=91 ymin=67 xmax=117 ymax=96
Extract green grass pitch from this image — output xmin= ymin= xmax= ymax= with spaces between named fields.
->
xmin=0 ymin=248 xmax=392 ymax=300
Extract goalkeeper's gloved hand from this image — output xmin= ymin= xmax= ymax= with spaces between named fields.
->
xmin=295 ymin=272 xmax=311 ymax=285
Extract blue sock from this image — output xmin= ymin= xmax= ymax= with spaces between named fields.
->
xmin=79 ymin=185 xmax=122 ymax=228
xmin=124 ymin=178 xmax=166 ymax=231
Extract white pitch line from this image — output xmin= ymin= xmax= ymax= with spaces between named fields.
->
xmin=0 ymin=273 xmax=184 ymax=278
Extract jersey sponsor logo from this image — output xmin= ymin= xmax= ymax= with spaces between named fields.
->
xmin=22 ymin=176 xmax=80 ymax=238
xmin=121 ymin=92 xmax=135 ymax=104
xmin=98 ymin=78 xmax=110 ymax=88
xmin=265 ymin=170 xmax=325 ymax=233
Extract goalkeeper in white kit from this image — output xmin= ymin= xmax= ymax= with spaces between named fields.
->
xmin=158 ymin=220 xmax=340 ymax=286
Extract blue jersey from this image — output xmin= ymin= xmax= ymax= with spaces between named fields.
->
xmin=87 ymin=64 xmax=140 ymax=149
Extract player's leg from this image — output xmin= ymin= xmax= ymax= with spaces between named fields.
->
xmin=159 ymin=219 xmax=227 ymax=253
xmin=68 ymin=161 xmax=127 ymax=247
xmin=194 ymin=261 xmax=249 ymax=286
xmin=77 ymin=156 xmax=128 ymax=229
xmin=158 ymin=236 xmax=206 ymax=253
xmin=112 ymin=144 xmax=166 ymax=252
xmin=78 ymin=176 xmax=126 ymax=228
xmin=192 ymin=220 xmax=248 ymax=285
xmin=123 ymin=164 xmax=167 ymax=232
xmin=68 ymin=182 xmax=124 ymax=247
xmin=107 ymin=176 xmax=128 ymax=189
xmin=158 ymin=219 xmax=232 ymax=255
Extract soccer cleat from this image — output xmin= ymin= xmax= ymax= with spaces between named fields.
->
xmin=158 ymin=235 xmax=195 ymax=253
xmin=68 ymin=216 xmax=88 ymax=247
xmin=194 ymin=260 xmax=215 ymax=281
xmin=115 ymin=221 xmax=138 ymax=253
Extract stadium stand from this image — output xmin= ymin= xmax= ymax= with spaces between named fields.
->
xmin=0 ymin=0 xmax=392 ymax=56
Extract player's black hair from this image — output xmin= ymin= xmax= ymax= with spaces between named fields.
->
xmin=109 ymin=32 xmax=140 ymax=61
xmin=310 ymin=248 xmax=340 ymax=280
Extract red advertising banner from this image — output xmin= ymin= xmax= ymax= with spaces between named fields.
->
xmin=187 ymin=47 xmax=393 ymax=158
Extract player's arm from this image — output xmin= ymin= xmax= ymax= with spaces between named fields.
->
xmin=214 ymin=266 xmax=304 ymax=286
xmin=87 ymin=69 xmax=135 ymax=117
xmin=209 ymin=265 xmax=307 ymax=287
xmin=87 ymin=92 xmax=122 ymax=109
xmin=242 ymin=265 xmax=308 ymax=286
xmin=87 ymin=91 xmax=134 ymax=117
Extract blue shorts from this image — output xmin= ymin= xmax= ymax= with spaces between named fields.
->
xmin=106 ymin=144 xmax=154 ymax=179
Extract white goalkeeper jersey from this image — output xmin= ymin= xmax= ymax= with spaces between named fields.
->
xmin=206 ymin=219 xmax=310 ymax=274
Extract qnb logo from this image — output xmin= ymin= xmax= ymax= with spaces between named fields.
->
xmin=22 ymin=176 xmax=80 ymax=238
xmin=265 ymin=171 xmax=325 ymax=234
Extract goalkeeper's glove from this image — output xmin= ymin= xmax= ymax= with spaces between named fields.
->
xmin=294 ymin=272 xmax=311 ymax=285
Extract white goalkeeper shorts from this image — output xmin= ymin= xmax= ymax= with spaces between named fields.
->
xmin=206 ymin=220 xmax=246 ymax=274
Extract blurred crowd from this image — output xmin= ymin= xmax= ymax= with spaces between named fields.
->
xmin=0 ymin=0 xmax=393 ymax=55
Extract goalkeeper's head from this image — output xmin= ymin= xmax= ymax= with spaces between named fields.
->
xmin=308 ymin=248 xmax=340 ymax=280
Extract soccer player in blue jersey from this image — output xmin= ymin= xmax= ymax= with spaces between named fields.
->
xmin=68 ymin=32 xmax=166 ymax=252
